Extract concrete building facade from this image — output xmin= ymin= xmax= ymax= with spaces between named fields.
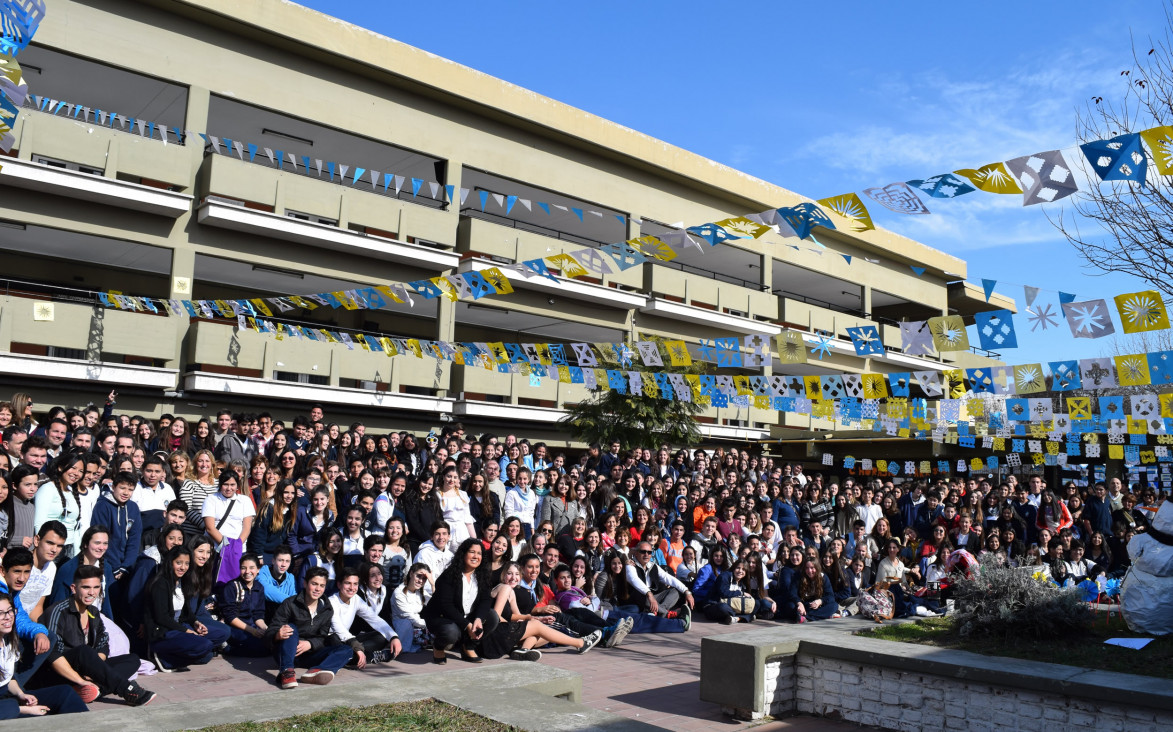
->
xmin=0 ymin=0 xmax=1008 ymax=447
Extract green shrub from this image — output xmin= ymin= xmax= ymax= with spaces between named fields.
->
xmin=951 ymin=558 xmax=1093 ymax=640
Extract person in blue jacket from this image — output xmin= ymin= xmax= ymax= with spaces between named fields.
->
xmin=0 ymin=548 xmax=53 ymax=686
xmin=218 ymin=553 xmax=269 ymax=656
xmin=716 ymin=560 xmax=757 ymax=624
xmin=250 ymin=482 xmax=298 ymax=566
xmin=90 ymin=473 xmax=141 ymax=582
xmin=289 ymin=487 xmax=334 ymax=562
xmin=48 ymin=526 xmax=116 ymax=618
xmin=257 ymin=545 xmax=297 ymax=621
xmin=693 ymin=545 xmax=736 ymax=624
xmin=769 ymin=546 xmax=806 ymax=621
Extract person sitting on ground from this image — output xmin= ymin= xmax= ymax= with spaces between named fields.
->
xmin=329 ymin=566 xmax=400 ymax=669
xmin=421 ymin=539 xmax=499 ymax=665
xmin=37 ymin=565 xmax=156 ymax=706
xmin=786 ymin=559 xmax=839 ymax=623
xmin=142 ymin=546 xmax=215 ymax=671
xmin=219 ymin=554 xmax=270 ymax=656
xmin=391 ymin=563 xmax=433 ymax=653
xmin=0 ymin=592 xmax=87 ymax=719
xmin=0 ymin=548 xmax=52 ymax=686
xmin=480 ymin=561 xmax=602 ymax=662
xmin=267 ymin=567 xmax=354 ymax=689
xmin=626 ymin=541 xmax=694 ymax=625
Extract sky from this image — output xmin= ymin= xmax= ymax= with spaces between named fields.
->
xmin=299 ymin=0 xmax=1167 ymax=366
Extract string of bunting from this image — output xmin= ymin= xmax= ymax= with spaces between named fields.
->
xmin=0 ymin=1 xmax=44 ymax=153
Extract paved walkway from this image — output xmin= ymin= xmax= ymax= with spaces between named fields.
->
xmin=87 ymin=616 xmax=871 ymax=730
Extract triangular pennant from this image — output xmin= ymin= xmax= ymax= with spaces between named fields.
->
xmin=1024 ymin=286 xmax=1040 ymax=308
xmin=981 ymin=279 xmax=997 ymax=302
xmin=479 ymin=190 xmax=489 ymax=211
xmin=816 ymin=193 xmax=875 ymax=232
xmin=910 ymin=266 xmax=926 ymax=276
xmin=1059 ymin=292 xmax=1077 ymax=304
xmin=506 ymin=195 xmax=517 ymax=214
xmin=570 ymin=207 xmax=584 ymax=221
xmin=352 ymin=167 xmax=366 ymax=184
xmin=459 ymin=187 xmax=469 ymax=204
xmin=428 ymin=182 xmax=440 ymax=199
xmin=412 ymin=178 xmax=423 ymax=197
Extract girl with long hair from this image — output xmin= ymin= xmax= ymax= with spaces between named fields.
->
xmin=382 ymin=517 xmax=411 ymax=591
xmin=302 ymin=528 xmax=342 ymax=593
xmin=290 ymin=487 xmax=334 ymax=562
xmin=402 ymin=472 xmax=441 ymax=550
xmin=250 ymin=481 xmax=297 ymax=565
xmin=436 ymin=466 xmax=476 ymax=545
xmin=391 ymin=562 xmax=434 ymax=653
xmin=180 ymin=450 xmax=218 ymax=522
xmin=787 ymin=559 xmax=839 ymax=623
xmin=0 ymin=593 xmax=87 ymax=717
xmin=34 ymin=452 xmax=83 ymax=556
xmin=467 ymin=473 xmax=501 ymax=528
xmin=144 ymin=547 xmax=214 ymax=670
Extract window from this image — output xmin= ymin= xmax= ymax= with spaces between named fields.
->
xmin=285 ymin=210 xmax=338 ymax=227
xmin=272 ymin=370 xmax=329 ymax=386
xmin=32 ymin=154 xmax=102 ymax=176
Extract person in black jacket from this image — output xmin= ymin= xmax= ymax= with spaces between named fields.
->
xmin=219 ymin=554 xmax=269 ymax=657
xmin=266 ymin=567 xmax=352 ymax=689
xmin=142 ymin=547 xmax=215 ymax=671
xmin=402 ymin=473 xmax=441 ymax=552
xmin=421 ymin=538 xmax=498 ymax=665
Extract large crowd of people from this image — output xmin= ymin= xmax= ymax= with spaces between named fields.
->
xmin=0 ymin=390 xmax=1159 ymax=718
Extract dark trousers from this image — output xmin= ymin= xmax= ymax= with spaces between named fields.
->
xmin=15 ymin=631 xmax=56 ymax=688
xmin=29 ymin=645 xmax=139 ymax=697
xmin=0 ymin=685 xmax=87 ymax=718
xmin=347 ymin=630 xmax=389 ymax=662
xmin=152 ymin=628 xmax=214 ymax=668
xmin=273 ymin=628 xmax=353 ymax=672
xmin=557 ymin=607 xmax=609 ymax=636
xmin=425 ymin=607 xmax=500 ymax=651
xmin=633 ymin=588 xmax=683 ymax=617
xmin=226 ymin=627 xmax=270 ymax=657
xmin=701 ymin=601 xmax=738 ymax=623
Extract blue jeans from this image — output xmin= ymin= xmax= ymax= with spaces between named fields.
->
xmin=16 ymin=631 xmax=56 ymax=688
xmin=0 ymin=685 xmax=87 ymax=718
xmin=274 ymin=627 xmax=353 ymax=672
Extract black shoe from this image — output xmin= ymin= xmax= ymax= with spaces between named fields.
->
xmin=510 ymin=648 xmax=542 ymax=662
xmin=123 ymin=682 xmax=157 ymax=707
xmin=370 ymin=648 xmax=393 ymax=664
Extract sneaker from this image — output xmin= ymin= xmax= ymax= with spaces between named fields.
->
xmin=915 ymin=605 xmax=936 ymax=618
xmin=122 ymin=682 xmax=157 ymax=707
xmin=665 ymin=610 xmax=678 ymax=619
xmin=605 ymin=618 xmax=632 ymax=648
xmin=679 ymin=605 xmax=692 ymax=632
xmin=299 ymin=669 xmax=335 ymax=685
xmin=577 ymin=630 xmax=603 ymax=655
xmin=509 ymin=648 xmax=542 ymax=662
xmin=720 ymin=614 xmax=736 ymax=625
xmin=72 ymin=683 xmax=100 ymax=703
xmin=278 ymin=668 xmax=298 ymax=689
xmin=370 ymin=649 xmax=393 ymax=664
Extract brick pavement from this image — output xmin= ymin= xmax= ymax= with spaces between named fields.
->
xmin=88 ymin=617 xmax=864 ymax=731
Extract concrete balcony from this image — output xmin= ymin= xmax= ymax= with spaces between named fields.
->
xmin=459 ymin=257 xmax=647 ymax=310
xmin=0 ymin=156 xmax=193 ymax=217
xmin=184 ymin=371 xmax=453 ymax=414
xmin=0 ymin=352 xmax=177 ymax=389
xmin=645 ymin=265 xmax=775 ymax=320
xmin=640 ymin=296 xmax=781 ymax=337
xmin=197 ymin=200 xmax=459 ymax=271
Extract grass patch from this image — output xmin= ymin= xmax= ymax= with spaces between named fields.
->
xmin=196 ymin=698 xmax=520 ymax=732
xmin=859 ymin=614 xmax=1173 ymax=679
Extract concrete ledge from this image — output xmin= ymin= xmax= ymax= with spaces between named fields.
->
xmin=700 ymin=619 xmax=1173 ymax=721
xmin=3 ymin=664 xmax=663 ymax=731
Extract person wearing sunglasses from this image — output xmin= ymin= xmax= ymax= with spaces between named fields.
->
xmin=626 ymin=542 xmax=693 ymax=626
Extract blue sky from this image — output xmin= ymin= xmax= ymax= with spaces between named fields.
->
xmin=301 ymin=0 xmax=1165 ymax=365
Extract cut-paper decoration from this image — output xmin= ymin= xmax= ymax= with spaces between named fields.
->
xmin=546 ymin=253 xmax=588 ymax=278
xmin=1014 ymin=364 xmax=1046 ymax=394
xmin=635 ymin=341 xmax=663 ymax=367
xmin=820 ymin=375 xmax=845 ymax=399
xmin=927 ymin=315 xmax=969 ymax=352
xmin=862 ymin=182 xmax=931 ymax=214
xmin=1140 ymin=126 xmax=1173 ymax=175
xmin=974 ymin=309 xmax=1017 ymax=350
xmin=1081 ymin=133 xmax=1148 ymax=185
xmin=810 ymin=331 xmax=834 ymax=360
xmin=887 ymin=373 xmax=910 ymax=397
xmin=846 ymin=325 xmax=885 ymax=356
xmin=954 ymin=162 xmax=1022 ymax=194
xmin=1115 ymin=290 xmax=1170 ymax=333
xmin=900 ymin=321 xmax=935 ymax=356
xmin=775 ymin=331 xmax=807 ymax=364
xmin=1079 ymin=358 xmax=1117 ymax=389
xmin=1027 ymin=303 xmax=1059 ymax=331
xmin=863 ymin=373 xmax=888 ymax=399
xmin=714 ymin=216 xmax=772 ymax=239
xmin=1062 ymin=299 xmax=1115 ymax=339
xmin=1005 ymin=150 xmax=1078 ymax=206
xmin=663 ymin=340 xmax=691 ymax=367
xmin=914 ymin=370 xmax=944 ymax=397
xmin=776 ymin=203 xmax=835 ymax=240
xmin=816 ymin=193 xmax=875 ymax=232
xmin=907 ymin=173 xmax=976 ymax=199
xmin=842 ymin=374 xmax=864 ymax=398
xmin=1050 ymin=361 xmax=1082 ymax=392
xmin=1150 ymin=350 xmax=1173 ymax=385
xmin=1115 ymin=354 xmax=1151 ymax=386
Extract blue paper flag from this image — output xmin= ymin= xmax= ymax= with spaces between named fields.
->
xmin=981 ymin=279 xmax=997 ymax=302
xmin=445 ymin=185 xmax=454 ymax=202
xmin=842 ymin=254 xmax=852 ymax=264
xmin=910 ymin=266 xmax=926 ymax=276
xmin=352 ymin=167 xmax=365 ymax=184
xmin=327 ymin=162 xmax=336 ymax=181
xmin=1080 ymin=133 xmax=1148 ymax=186
xmin=478 ymin=190 xmax=489 ymax=211
xmin=906 ymin=173 xmax=976 ymax=198
xmin=247 ymin=143 xmax=258 ymax=162
xmin=506 ymin=195 xmax=517 ymax=214
xmin=777 ymin=203 xmax=835 ymax=240
xmin=1049 ymin=361 xmax=1082 ymax=391
xmin=1059 ymin=292 xmax=1077 ymax=304
xmin=974 ymin=310 xmax=1018 ymax=350
xmin=846 ymin=325 xmax=884 ymax=356
xmin=571 ymin=207 xmax=584 ymax=221
xmin=537 ymin=202 xmax=550 ymax=215
xmin=411 ymin=178 xmax=423 ymax=197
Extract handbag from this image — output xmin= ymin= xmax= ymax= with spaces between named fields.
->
xmin=857 ymin=583 xmax=895 ymax=622
xmin=722 ymin=594 xmax=757 ymax=615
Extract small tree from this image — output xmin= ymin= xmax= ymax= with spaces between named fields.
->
xmin=1053 ymin=10 xmax=1173 ymax=296
xmin=560 ymin=336 xmax=710 ymax=447
xmin=951 ymin=557 xmax=1093 ymax=640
